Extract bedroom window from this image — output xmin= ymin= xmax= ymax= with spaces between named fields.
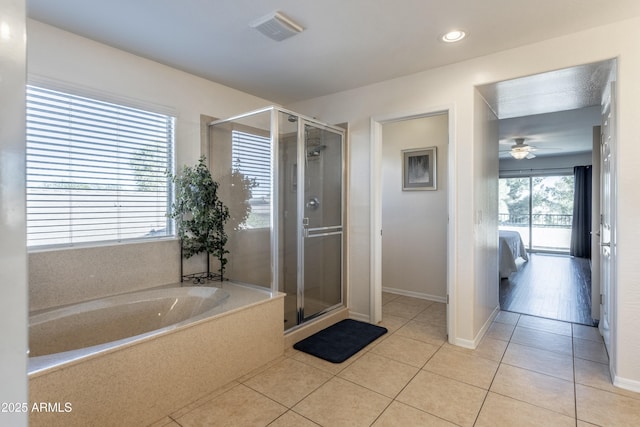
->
xmin=26 ymin=85 xmax=175 ymax=248
xmin=499 ymin=175 xmax=574 ymax=252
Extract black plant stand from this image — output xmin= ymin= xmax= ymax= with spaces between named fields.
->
xmin=180 ymin=245 xmax=223 ymax=285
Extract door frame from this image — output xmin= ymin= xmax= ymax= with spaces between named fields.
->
xmin=370 ymin=106 xmax=456 ymax=338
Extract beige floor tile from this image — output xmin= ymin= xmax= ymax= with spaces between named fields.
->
xmin=170 ymin=381 xmax=239 ymax=419
xmin=511 ymin=325 xmax=573 ymax=355
xmin=494 ymin=311 xmax=520 ymax=325
xmin=475 ymin=392 xmax=575 ymax=427
xmin=395 ymin=320 xmax=447 ymax=346
xmin=289 ymin=347 xmax=362 ymax=375
xmin=176 ymin=384 xmax=287 ymax=427
xmin=338 ymin=352 xmax=419 ymax=398
xmin=423 ymin=347 xmax=499 ymax=389
xmin=269 ymin=410 xmax=320 ymax=427
xmin=370 ymin=333 xmax=440 ymax=367
xmin=573 ymin=324 xmax=603 ymax=342
xmin=377 ymin=314 xmax=410 ymax=333
xmin=490 ymin=364 xmax=575 ymax=416
xmin=413 ymin=307 xmax=447 ymax=326
xmin=372 ymin=401 xmax=457 ymax=426
xmin=382 ymin=301 xmax=428 ymax=319
xmin=517 ymin=315 xmax=572 ymax=336
xmin=576 ymin=384 xmax=640 ymax=426
xmin=486 ymin=321 xmax=516 ymax=341
xmin=574 ymin=358 xmax=640 ymax=400
xmin=502 ymin=342 xmax=574 ymax=381
xmin=442 ymin=337 xmax=508 ymax=362
xmin=147 ymin=416 xmax=179 ymax=427
xmin=394 ymin=295 xmax=435 ymax=309
xmin=577 ymin=421 xmax=599 ymax=427
xmin=243 ymin=357 xmax=332 ymax=407
xmin=381 ymin=292 xmax=401 ymax=305
xmin=396 ymin=371 xmax=486 ymax=427
xmin=293 ymin=377 xmax=391 ymax=427
xmin=236 ymin=355 xmax=288 ymax=383
xmin=574 ymin=337 xmax=609 ymax=364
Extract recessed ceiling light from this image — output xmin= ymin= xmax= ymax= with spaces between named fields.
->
xmin=441 ymin=30 xmax=466 ymax=43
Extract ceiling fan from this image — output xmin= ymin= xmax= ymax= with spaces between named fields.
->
xmin=506 ymin=137 xmax=537 ymax=160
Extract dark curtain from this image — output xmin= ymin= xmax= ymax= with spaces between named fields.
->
xmin=570 ymin=165 xmax=592 ymax=258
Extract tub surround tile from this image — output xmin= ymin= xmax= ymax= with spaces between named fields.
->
xmin=475 ymin=392 xmax=575 ymax=427
xmin=293 ymin=377 xmax=391 ymax=427
xmin=175 ymin=384 xmax=287 ymax=427
xmin=397 ymin=371 xmax=486 ymax=427
xmin=29 ymin=239 xmax=181 ymax=311
xmin=372 ymin=401 xmax=457 ymax=426
xmin=490 ymin=364 xmax=575 ymax=417
xmin=29 ymin=289 xmax=284 ymax=427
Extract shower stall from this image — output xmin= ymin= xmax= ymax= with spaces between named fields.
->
xmin=208 ymin=107 xmax=345 ymax=331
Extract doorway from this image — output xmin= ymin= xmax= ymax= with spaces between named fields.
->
xmin=478 ymin=59 xmax=617 ymax=329
xmin=370 ymin=109 xmax=454 ymax=335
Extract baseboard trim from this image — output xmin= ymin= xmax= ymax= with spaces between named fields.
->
xmin=382 ymin=286 xmax=446 ymax=303
xmin=348 ymin=311 xmax=371 ymax=323
xmin=611 ymin=366 xmax=640 ymax=393
xmin=449 ymin=304 xmax=500 ymax=349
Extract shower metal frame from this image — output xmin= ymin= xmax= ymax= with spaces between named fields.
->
xmin=209 ymin=106 xmax=346 ymax=329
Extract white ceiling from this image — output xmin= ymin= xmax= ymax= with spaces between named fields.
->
xmin=26 ymin=1 xmax=639 ymax=157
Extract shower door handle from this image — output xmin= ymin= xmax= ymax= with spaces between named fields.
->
xmin=302 ymin=217 xmax=309 ymax=238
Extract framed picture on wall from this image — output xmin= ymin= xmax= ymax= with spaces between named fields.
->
xmin=402 ymin=147 xmax=437 ymax=191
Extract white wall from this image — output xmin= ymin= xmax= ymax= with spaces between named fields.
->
xmin=381 ymin=114 xmax=448 ymax=300
xmin=288 ymin=17 xmax=640 ymax=388
xmin=500 ymin=152 xmax=593 ymax=174
xmin=0 ymin=0 xmax=28 ymax=424
xmin=25 ymin=20 xmax=276 ymax=308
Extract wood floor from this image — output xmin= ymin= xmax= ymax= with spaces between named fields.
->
xmin=500 ymin=253 xmax=594 ymax=325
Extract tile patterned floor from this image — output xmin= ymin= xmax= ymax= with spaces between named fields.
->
xmin=150 ymin=293 xmax=640 ymax=426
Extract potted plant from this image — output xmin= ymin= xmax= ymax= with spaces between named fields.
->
xmin=168 ymin=156 xmax=230 ymax=282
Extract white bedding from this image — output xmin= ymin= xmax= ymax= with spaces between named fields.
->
xmin=499 ymin=230 xmax=528 ymax=278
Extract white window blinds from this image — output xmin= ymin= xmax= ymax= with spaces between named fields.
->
xmin=26 ymin=85 xmax=175 ymax=248
xmin=231 ymin=130 xmax=271 ymax=228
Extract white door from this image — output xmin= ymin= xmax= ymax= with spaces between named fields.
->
xmin=599 ymin=82 xmax=616 ymax=352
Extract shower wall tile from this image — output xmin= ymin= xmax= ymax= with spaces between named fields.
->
xmin=29 ymin=239 xmax=181 ymax=311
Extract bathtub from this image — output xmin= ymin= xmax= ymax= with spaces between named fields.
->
xmin=29 ymin=282 xmax=285 ymax=426
xmin=29 ymin=286 xmax=230 ymax=374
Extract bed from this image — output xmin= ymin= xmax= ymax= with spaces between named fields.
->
xmin=499 ymin=230 xmax=528 ymax=278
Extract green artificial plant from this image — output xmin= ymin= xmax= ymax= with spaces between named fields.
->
xmin=168 ymin=156 xmax=230 ymax=279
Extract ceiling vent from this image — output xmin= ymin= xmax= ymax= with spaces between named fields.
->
xmin=250 ymin=11 xmax=304 ymax=41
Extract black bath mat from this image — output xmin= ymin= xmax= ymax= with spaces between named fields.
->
xmin=293 ymin=319 xmax=387 ymax=363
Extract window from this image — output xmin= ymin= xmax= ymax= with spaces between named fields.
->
xmin=499 ymin=175 xmax=574 ymax=252
xmin=231 ymin=130 xmax=271 ymax=228
xmin=26 ymin=85 xmax=175 ymax=248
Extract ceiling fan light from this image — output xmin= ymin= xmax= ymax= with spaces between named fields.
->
xmin=510 ymin=150 xmax=529 ymax=160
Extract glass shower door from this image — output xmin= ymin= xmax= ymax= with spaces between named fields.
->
xmin=299 ymin=122 xmax=343 ymax=322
